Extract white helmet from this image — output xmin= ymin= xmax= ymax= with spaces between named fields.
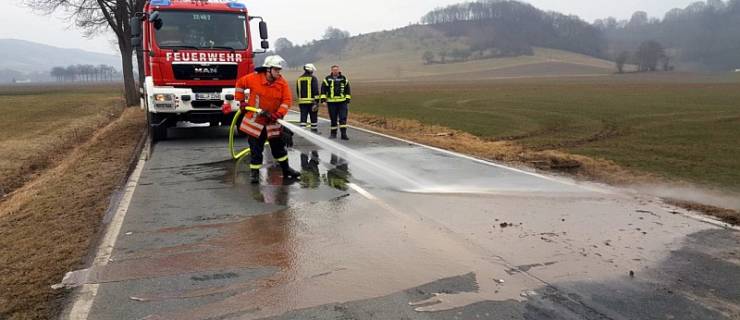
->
xmin=303 ymin=63 xmax=317 ymax=72
xmin=259 ymin=55 xmax=287 ymax=70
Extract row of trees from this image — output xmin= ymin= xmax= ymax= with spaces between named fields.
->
xmin=615 ymin=40 xmax=672 ymax=73
xmin=420 ymin=0 xmax=607 ymax=59
xmin=597 ymin=0 xmax=740 ymax=70
xmin=421 ymin=45 xmax=533 ymax=65
xmin=50 ymin=65 xmax=120 ymax=82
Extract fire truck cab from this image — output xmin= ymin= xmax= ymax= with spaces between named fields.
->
xmin=130 ymin=0 xmax=269 ymax=141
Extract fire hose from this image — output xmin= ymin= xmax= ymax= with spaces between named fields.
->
xmin=227 ymin=106 xmax=259 ymax=160
xmin=227 ymin=106 xmax=297 ymax=160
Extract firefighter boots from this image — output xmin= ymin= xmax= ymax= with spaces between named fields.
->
xmin=280 ymin=161 xmax=301 ymax=179
xmin=340 ymin=128 xmax=349 ymax=140
xmin=329 ymin=130 xmax=337 ymax=139
xmin=250 ymin=169 xmax=260 ymax=184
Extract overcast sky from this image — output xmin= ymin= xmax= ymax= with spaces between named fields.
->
xmin=1 ymin=0 xmax=699 ymax=55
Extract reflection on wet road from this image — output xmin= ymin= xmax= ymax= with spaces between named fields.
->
xmin=71 ymin=121 xmax=740 ymax=320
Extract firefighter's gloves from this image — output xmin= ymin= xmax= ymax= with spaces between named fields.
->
xmin=221 ymin=103 xmax=232 ymax=115
xmin=346 ymin=98 xmax=351 ymax=104
xmin=268 ymin=112 xmax=280 ymax=122
xmin=311 ymin=103 xmax=319 ymax=113
xmin=258 ymin=110 xmax=280 ymax=123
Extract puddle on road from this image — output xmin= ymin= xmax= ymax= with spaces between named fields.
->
xmin=167 ymin=150 xmax=354 ymax=206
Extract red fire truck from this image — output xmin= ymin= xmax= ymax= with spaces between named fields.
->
xmin=130 ymin=0 xmax=269 ymax=141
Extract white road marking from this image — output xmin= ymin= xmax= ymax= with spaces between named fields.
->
xmin=347 ymin=183 xmax=377 ymax=200
xmin=62 ymin=153 xmax=147 ymax=320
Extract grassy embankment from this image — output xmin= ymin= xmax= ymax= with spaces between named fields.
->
xmin=0 ymin=84 xmax=126 ymax=196
xmin=0 ymin=84 xmax=145 ymax=319
xmin=348 ymin=73 xmax=740 ymax=199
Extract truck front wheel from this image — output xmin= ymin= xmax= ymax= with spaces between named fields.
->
xmin=149 ymin=112 xmax=168 ymax=142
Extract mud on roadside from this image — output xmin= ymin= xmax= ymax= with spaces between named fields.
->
xmin=0 ymin=108 xmax=145 ymax=319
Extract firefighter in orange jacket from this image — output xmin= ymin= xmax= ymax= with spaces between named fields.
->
xmin=233 ymin=55 xmax=300 ymax=184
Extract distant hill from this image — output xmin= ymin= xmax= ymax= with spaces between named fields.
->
xmin=0 ymin=39 xmax=120 ymax=81
xmin=278 ymin=24 xmax=614 ymax=81
xmin=275 ymin=1 xmax=614 ymax=80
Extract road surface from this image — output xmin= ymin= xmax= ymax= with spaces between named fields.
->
xmin=60 ymin=117 xmax=740 ymax=320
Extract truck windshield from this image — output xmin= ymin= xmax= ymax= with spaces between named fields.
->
xmin=154 ymin=11 xmax=248 ymax=50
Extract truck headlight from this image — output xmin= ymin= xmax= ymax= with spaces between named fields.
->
xmin=154 ymin=94 xmax=174 ymax=102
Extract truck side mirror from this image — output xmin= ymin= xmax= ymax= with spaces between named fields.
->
xmin=259 ymin=21 xmax=268 ymax=40
xmin=149 ymin=11 xmax=163 ymax=30
xmin=149 ymin=11 xmax=160 ymax=22
xmin=130 ymin=16 xmax=141 ymax=37
xmin=261 ymin=40 xmax=269 ymax=50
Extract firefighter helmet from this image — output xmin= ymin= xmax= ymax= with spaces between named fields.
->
xmin=303 ymin=63 xmax=317 ymax=72
xmin=258 ymin=55 xmax=287 ymax=70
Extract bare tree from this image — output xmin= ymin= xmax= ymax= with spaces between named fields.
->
xmin=26 ymin=0 xmax=144 ymax=106
xmin=627 ymin=11 xmax=649 ymax=28
xmin=661 ymin=55 xmax=672 ymax=71
xmin=615 ymin=51 xmax=630 ymax=73
xmin=274 ymin=37 xmax=294 ymax=53
xmin=422 ymin=50 xmax=435 ymax=64
xmin=50 ymin=67 xmax=65 ymax=82
xmin=635 ymin=40 xmax=666 ymax=72
xmin=322 ymin=27 xmax=350 ymax=40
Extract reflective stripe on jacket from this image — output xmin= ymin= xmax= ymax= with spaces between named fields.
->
xmin=320 ymin=73 xmax=351 ymax=103
xmin=296 ymin=73 xmax=319 ymax=104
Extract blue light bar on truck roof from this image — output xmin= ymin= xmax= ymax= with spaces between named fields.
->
xmin=150 ymin=0 xmax=171 ymax=6
xmin=227 ymin=2 xmax=246 ymax=9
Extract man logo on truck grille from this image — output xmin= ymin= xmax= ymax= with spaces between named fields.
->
xmin=194 ymin=67 xmax=218 ymax=74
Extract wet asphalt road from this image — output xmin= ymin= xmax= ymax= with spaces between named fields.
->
xmin=70 ymin=117 xmax=739 ymax=320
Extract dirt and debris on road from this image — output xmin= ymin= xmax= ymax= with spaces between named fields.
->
xmin=0 ymin=107 xmax=145 ymax=319
xmin=664 ymin=198 xmax=740 ymax=226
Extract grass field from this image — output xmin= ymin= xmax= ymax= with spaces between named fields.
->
xmin=284 ymin=47 xmax=615 ymax=81
xmin=0 ymin=84 xmax=145 ymax=319
xmin=349 ymin=73 xmax=740 ymax=192
xmin=0 ymin=84 xmax=125 ymax=196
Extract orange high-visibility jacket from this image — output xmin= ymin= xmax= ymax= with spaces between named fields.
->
xmin=234 ymin=72 xmax=292 ymax=138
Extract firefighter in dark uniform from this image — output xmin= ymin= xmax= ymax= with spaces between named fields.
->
xmin=296 ymin=63 xmax=320 ymax=133
xmin=320 ymin=65 xmax=352 ymax=140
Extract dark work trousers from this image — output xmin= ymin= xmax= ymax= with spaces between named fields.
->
xmin=299 ymin=103 xmax=318 ymax=131
xmin=327 ymin=102 xmax=348 ymax=135
xmin=248 ymin=127 xmax=288 ymax=169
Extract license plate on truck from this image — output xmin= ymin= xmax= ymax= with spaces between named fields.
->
xmin=195 ymin=93 xmax=220 ymax=100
